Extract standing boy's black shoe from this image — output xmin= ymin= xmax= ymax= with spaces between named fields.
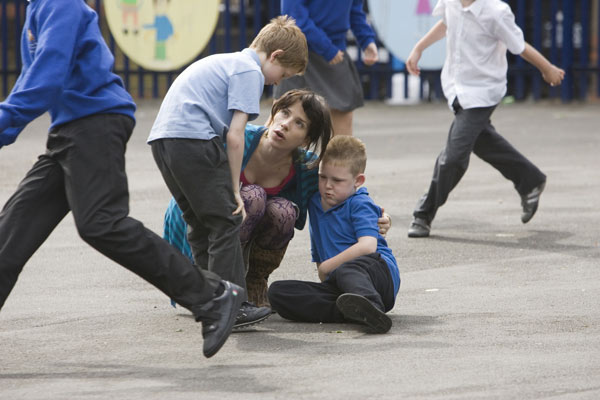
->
xmin=336 ymin=293 xmax=392 ymax=334
xmin=233 ymin=301 xmax=271 ymax=329
xmin=408 ymin=217 xmax=431 ymax=238
xmin=521 ymin=181 xmax=546 ymax=223
xmin=192 ymin=280 xmax=244 ymax=358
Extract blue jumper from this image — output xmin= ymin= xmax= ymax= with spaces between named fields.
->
xmin=0 ymin=0 xmax=136 ymax=147
xmin=281 ymin=0 xmax=376 ymax=62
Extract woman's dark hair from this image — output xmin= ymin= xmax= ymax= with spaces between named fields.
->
xmin=268 ymin=89 xmax=332 ymax=168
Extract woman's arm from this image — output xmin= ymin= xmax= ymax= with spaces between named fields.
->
xmin=378 ymin=208 xmax=392 ymax=236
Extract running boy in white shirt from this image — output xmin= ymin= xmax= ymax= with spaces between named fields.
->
xmin=405 ymin=0 xmax=564 ymax=238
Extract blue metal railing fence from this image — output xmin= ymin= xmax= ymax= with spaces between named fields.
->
xmin=1 ymin=0 xmax=599 ymax=102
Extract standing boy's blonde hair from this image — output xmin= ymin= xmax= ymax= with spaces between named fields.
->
xmin=322 ymin=136 xmax=367 ymax=177
xmin=250 ymin=15 xmax=308 ymax=73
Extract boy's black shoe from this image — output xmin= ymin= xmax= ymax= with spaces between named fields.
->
xmin=521 ymin=181 xmax=546 ymax=223
xmin=408 ymin=217 xmax=431 ymax=238
xmin=191 ymin=280 xmax=244 ymax=358
xmin=233 ymin=301 xmax=271 ymax=330
xmin=336 ymin=293 xmax=392 ymax=334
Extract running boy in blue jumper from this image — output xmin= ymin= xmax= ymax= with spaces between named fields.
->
xmin=406 ymin=0 xmax=565 ymax=238
xmin=148 ymin=16 xmax=308 ymax=328
xmin=268 ymin=136 xmax=400 ymax=333
xmin=0 ymin=0 xmax=242 ymax=358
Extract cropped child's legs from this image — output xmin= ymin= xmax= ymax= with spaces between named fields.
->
xmin=151 ymin=137 xmax=246 ymax=297
xmin=268 ymin=280 xmax=345 ymax=322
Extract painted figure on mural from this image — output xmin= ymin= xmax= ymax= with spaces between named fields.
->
xmin=143 ymin=0 xmax=174 ymax=61
xmin=119 ymin=0 xmax=141 ymax=35
xmin=416 ymin=0 xmax=432 ymax=14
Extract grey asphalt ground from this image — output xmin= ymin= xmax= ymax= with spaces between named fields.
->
xmin=0 ymin=99 xmax=599 ymax=400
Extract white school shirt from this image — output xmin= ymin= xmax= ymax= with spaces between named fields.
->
xmin=433 ymin=0 xmax=525 ymax=109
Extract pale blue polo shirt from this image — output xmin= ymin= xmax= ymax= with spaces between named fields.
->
xmin=148 ymin=48 xmax=264 ymax=143
xmin=309 ymin=187 xmax=401 ymax=296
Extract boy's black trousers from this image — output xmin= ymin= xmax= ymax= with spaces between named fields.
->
xmin=268 ymin=253 xmax=395 ymax=322
xmin=151 ymin=137 xmax=247 ymax=299
xmin=414 ymin=99 xmax=547 ymax=223
xmin=0 ymin=113 xmax=221 ymax=311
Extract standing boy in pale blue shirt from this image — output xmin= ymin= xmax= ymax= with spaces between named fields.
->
xmin=269 ymin=136 xmax=400 ymax=333
xmin=149 ymin=16 xmax=308 ymax=328
xmin=405 ymin=0 xmax=565 ymax=238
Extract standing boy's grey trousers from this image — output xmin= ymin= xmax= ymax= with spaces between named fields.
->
xmin=0 ymin=113 xmax=221 ymax=311
xmin=414 ymin=99 xmax=547 ymax=223
xmin=151 ymin=137 xmax=247 ymax=300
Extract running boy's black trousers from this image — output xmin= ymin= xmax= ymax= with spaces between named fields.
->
xmin=414 ymin=99 xmax=547 ymax=223
xmin=0 ymin=114 xmax=220 ymax=311
xmin=268 ymin=253 xmax=395 ymax=323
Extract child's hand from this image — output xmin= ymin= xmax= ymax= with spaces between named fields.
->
xmin=329 ymin=50 xmax=344 ymax=65
xmin=232 ymin=192 xmax=246 ymax=221
xmin=362 ymin=42 xmax=379 ymax=66
xmin=406 ymin=48 xmax=422 ymax=76
xmin=543 ymin=65 xmax=565 ymax=87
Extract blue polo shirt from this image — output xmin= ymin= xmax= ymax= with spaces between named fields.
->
xmin=308 ymin=187 xmax=400 ymax=296
xmin=147 ymin=48 xmax=264 ymax=143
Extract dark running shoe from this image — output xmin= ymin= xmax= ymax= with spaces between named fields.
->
xmin=191 ymin=280 xmax=244 ymax=358
xmin=521 ymin=181 xmax=546 ymax=223
xmin=233 ymin=301 xmax=271 ymax=330
xmin=336 ymin=293 xmax=392 ymax=334
xmin=408 ymin=217 xmax=431 ymax=238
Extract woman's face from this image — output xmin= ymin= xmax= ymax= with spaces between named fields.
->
xmin=266 ymin=101 xmax=310 ymax=151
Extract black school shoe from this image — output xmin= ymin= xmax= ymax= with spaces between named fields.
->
xmin=336 ymin=293 xmax=392 ymax=334
xmin=191 ymin=280 xmax=244 ymax=358
xmin=407 ymin=217 xmax=431 ymax=238
xmin=233 ymin=301 xmax=271 ymax=330
xmin=521 ymin=181 xmax=546 ymax=223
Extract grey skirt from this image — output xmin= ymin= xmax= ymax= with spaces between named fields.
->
xmin=273 ymin=50 xmax=364 ymax=112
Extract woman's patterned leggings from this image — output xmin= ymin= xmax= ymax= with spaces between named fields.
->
xmin=240 ymin=184 xmax=297 ymax=250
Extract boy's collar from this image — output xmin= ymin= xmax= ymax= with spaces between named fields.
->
xmin=318 ymin=187 xmax=368 ymax=212
xmin=242 ymin=48 xmax=261 ymax=68
xmin=459 ymin=0 xmax=484 ymax=16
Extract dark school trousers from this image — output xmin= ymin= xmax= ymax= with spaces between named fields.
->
xmin=413 ymin=99 xmax=547 ymax=223
xmin=0 ymin=114 xmax=221 ymax=311
xmin=151 ymin=137 xmax=247 ymax=300
xmin=268 ymin=253 xmax=395 ymax=323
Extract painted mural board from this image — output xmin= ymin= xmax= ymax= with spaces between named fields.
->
xmin=104 ymin=0 xmax=220 ymax=71
xmin=368 ymin=0 xmax=445 ymax=69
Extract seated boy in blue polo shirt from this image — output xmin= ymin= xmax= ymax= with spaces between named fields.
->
xmin=268 ymin=136 xmax=400 ymax=333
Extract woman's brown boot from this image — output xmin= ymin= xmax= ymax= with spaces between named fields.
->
xmin=246 ymin=243 xmax=289 ymax=307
